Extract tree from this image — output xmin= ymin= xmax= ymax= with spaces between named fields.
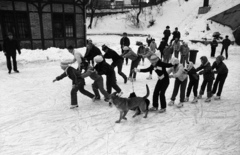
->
xmin=136 ymin=0 xmax=142 ymax=25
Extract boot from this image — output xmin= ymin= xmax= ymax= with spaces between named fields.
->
xmin=197 ymin=94 xmax=202 ymax=99
xmin=205 ymin=97 xmax=211 ymax=102
xmin=176 ymin=102 xmax=183 ymax=108
xmin=214 ymin=96 xmax=220 ymax=100
xmin=184 ymin=97 xmax=189 ymax=102
xmin=191 ymin=97 xmax=198 ymax=103
xmin=146 ymin=74 xmax=152 ymax=80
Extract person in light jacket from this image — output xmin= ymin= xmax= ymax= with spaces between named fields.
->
xmin=168 ymin=58 xmax=188 ymax=108
xmin=172 ymin=38 xmax=181 ymax=59
xmin=149 ymin=39 xmax=158 ymax=53
xmin=179 ymin=41 xmax=190 ymax=67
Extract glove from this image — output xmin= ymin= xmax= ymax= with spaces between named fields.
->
xmin=134 ymin=68 xmax=140 ymax=72
xmin=199 ymin=71 xmax=203 ymax=75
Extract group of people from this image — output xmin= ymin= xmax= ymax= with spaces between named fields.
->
xmin=210 ymin=35 xmax=232 ymax=59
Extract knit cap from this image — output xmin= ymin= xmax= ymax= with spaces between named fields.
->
xmin=216 ymin=55 xmax=225 ymax=61
xmin=149 ymin=55 xmax=159 ymax=63
xmin=123 ymin=46 xmax=129 ymax=50
xmin=94 ymin=55 xmax=103 ymax=63
xmin=171 ymin=57 xmax=180 ymax=65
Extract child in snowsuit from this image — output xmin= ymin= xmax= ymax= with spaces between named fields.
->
xmin=184 ymin=61 xmax=199 ymax=103
xmin=211 ymin=55 xmax=228 ymax=100
xmin=53 ymin=62 xmax=95 ymax=109
xmin=80 ymin=60 xmax=110 ymax=102
xmin=196 ymin=56 xmax=215 ymax=102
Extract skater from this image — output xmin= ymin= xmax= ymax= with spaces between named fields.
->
xmin=184 ymin=61 xmax=199 ymax=103
xmin=211 ymin=55 xmax=228 ymax=100
xmin=146 ymin=34 xmax=153 ymax=46
xmin=172 ymin=38 xmax=181 ymax=59
xmin=53 ymin=62 xmax=95 ymax=109
xmin=163 ymin=26 xmax=171 ymax=44
xmin=170 ymin=27 xmax=181 ymax=45
xmin=121 ymin=46 xmax=141 ymax=82
xmin=80 ymin=60 xmax=110 ymax=102
xmin=196 ymin=56 xmax=214 ymax=102
xmin=210 ymin=38 xmax=218 ymax=57
xmin=179 ymin=41 xmax=190 ymax=67
xmin=3 ymin=32 xmax=21 ymax=74
xmin=66 ymin=45 xmax=84 ymax=72
xmin=168 ymin=58 xmax=188 ymax=108
xmin=120 ymin=32 xmax=130 ymax=65
xmin=220 ymin=35 xmax=231 ymax=59
xmin=134 ymin=55 xmax=173 ymax=113
xmin=137 ymin=42 xmax=146 ymax=66
xmin=102 ymin=45 xmax=127 ymax=84
xmin=94 ymin=55 xmax=122 ymax=94
xmin=158 ymin=37 xmax=168 ymax=59
xmin=84 ymin=39 xmax=102 ymax=66
xmin=163 ymin=45 xmax=173 ymax=63
xmin=149 ymin=39 xmax=158 ymax=53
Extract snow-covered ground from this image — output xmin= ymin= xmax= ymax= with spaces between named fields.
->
xmin=1 ymin=0 xmax=240 ymax=155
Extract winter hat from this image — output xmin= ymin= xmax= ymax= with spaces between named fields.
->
xmin=200 ymin=56 xmax=208 ymax=65
xmin=186 ymin=61 xmax=193 ymax=71
xmin=60 ymin=61 xmax=69 ymax=68
xmin=216 ymin=55 xmax=224 ymax=62
xmin=123 ymin=46 xmax=129 ymax=50
xmin=94 ymin=55 xmax=103 ymax=63
xmin=171 ymin=57 xmax=180 ymax=65
xmin=149 ymin=55 xmax=159 ymax=63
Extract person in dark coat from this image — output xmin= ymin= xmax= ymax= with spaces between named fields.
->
xmin=184 ymin=61 xmax=199 ymax=103
xmin=120 ymin=32 xmax=130 ymax=65
xmin=134 ymin=55 xmax=173 ymax=113
xmin=220 ymin=35 xmax=231 ymax=59
xmin=53 ymin=62 xmax=95 ymax=109
xmin=84 ymin=39 xmax=102 ymax=66
xmin=211 ymin=55 xmax=228 ymax=100
xmin=196 ymin=56 xmax=215 ymax=102
xmin=158 ymin=37 xmax=168 ymax=59
xmin=146 ymin=34 xmax=153 ymax=47
xmin=170 ymin=27 xmax=181 ymax=45
xmin=80 ymin=60 xmax=110 ymax=102
xmin=210 ymin=38 xmax=218 ymax=57
xmin=3 ymin=32 xmax=21 ymax=74
xmin=102 ymin=45 xmax=127 ymax=84
xmin=94 ymin=55 xmax=122 ymax=94
xmin=163 ymin=26 xmax=171 ymax=44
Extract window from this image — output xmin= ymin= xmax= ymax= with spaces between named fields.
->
xmin=52 ymin=13 xmax=75 ymax=38
xmin=1 ymin=11 xmax=30 ymax=39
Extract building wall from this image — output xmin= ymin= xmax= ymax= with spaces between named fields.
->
xmin=0 ymin=0 xmax=86 ymax=50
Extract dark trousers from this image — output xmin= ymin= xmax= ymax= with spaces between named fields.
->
xmin=71 ymin=83 xmax=94 ymax=105
xmin=129 ymin=56 xmax=141 ymax=78
xmin=212 ymin=73 xmax=227 ymax=96
xmin=106 ymin=72 xmax=121 ymax=94
xmin=92 ymin=76 xmax=110 ymax=99
xmin=174 ymin=50 xmax=179 ymax=58
xmin=121 ymin=49 xmax=128 ymax=65
xmin=111 ymin=59 xmax=127 ymax=81
xmin=6 ymin=54 xmax=17 ymax=71
xmin=199 ymin=79 xmax=213 ymax=97
xmin=186 ymin=79 xmax=199 ymax=97
xmin=152 ymin=78 xmax=170 ymax=109
xmin=171 ymin=78 xmax=188 ymax=102
xmin=221 ymin=46 xmax=229 ymax=59
xmin=211 ymin=46 xmax=216 ymax=57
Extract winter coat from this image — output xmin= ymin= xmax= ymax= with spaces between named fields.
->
xmin=81 ymin=65 xmax=101 ymax=81
xmin=142 ymin=50 xmax=157 ymax=60
xmin=172 ymin=31 xmax=181 ymax=40
xmin=211 ymin=61 xmax=228 ymax=75
xmin=149 ymin=41 xmax=157 ymax=53
xmin=179 ymin=44 xmax=190 ymax=56
xmin=55 ymin=66 xmax=84 ymax=85
xmin=163 ymin=29 xmax=171 ymax=38
xmin=120 ymin=37 xmax=130 ymax=47
xmin=211 ymin=39 xmax=218 ymax=47
xmin=84 ymin=43 xmax=102 ymax=60
xmin=139 ymin=60 xmax=173 ymax=80
xmin=172 ymin=40 xmax=181 ymax=52
xmin=137 ymin=46 xmax=145 ymax=56
xmin=196 ymin=57 xmax=214 ymax=81
xmin=163 ymin=46 xmax=173 ymax=56
xmin=103 ymin=48 xmax=123 ymax=62
xmin=185 ymin=67 xmax=199 ymax=81
xmin=121 ymin=47 xmax=139 ymax=61
xmin=158 ymin=40 xmax=168 ymax=53
xmin=146 ymin=37 xmax=153 ymax=46
xmin=222 ymin=38 xmax=231 ymax=48
xmin=94 ymin=61 xmax=114 ymax=77
xmin=168 ymin=64 xmax=188 ymax=81
xmin=3 ymin=38 xmax=21 ymax=55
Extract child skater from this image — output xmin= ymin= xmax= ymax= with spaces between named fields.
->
xmin=184 ymin=61 xmax=199 ymax=103
xmin=196 ymin=56 xmax=215 ymax=102
xmin=53 ymin=62 xmax=95 ymax=109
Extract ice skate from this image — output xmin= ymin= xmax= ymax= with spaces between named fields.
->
xmin=168 ymin=100 xmax=174 ymax=106
xmin=191 ymin=97 xmax=198 ymax=103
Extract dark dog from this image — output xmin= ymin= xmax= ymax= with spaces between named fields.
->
xmin=109 ymin=85 xmax=150 ymax=123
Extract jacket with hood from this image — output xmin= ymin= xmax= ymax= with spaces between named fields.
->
xmin=168 ymin=59 xmax=188 ymax=81
xmin=103 ymin=47 xmax=123 ymax=62
xmin=196 ymin=56 xmax=214 ymax=81
xmin=121 ymin=47 xmax=139 ymax=61
xmin=211 ymin=56 xmax=228 ymax=75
